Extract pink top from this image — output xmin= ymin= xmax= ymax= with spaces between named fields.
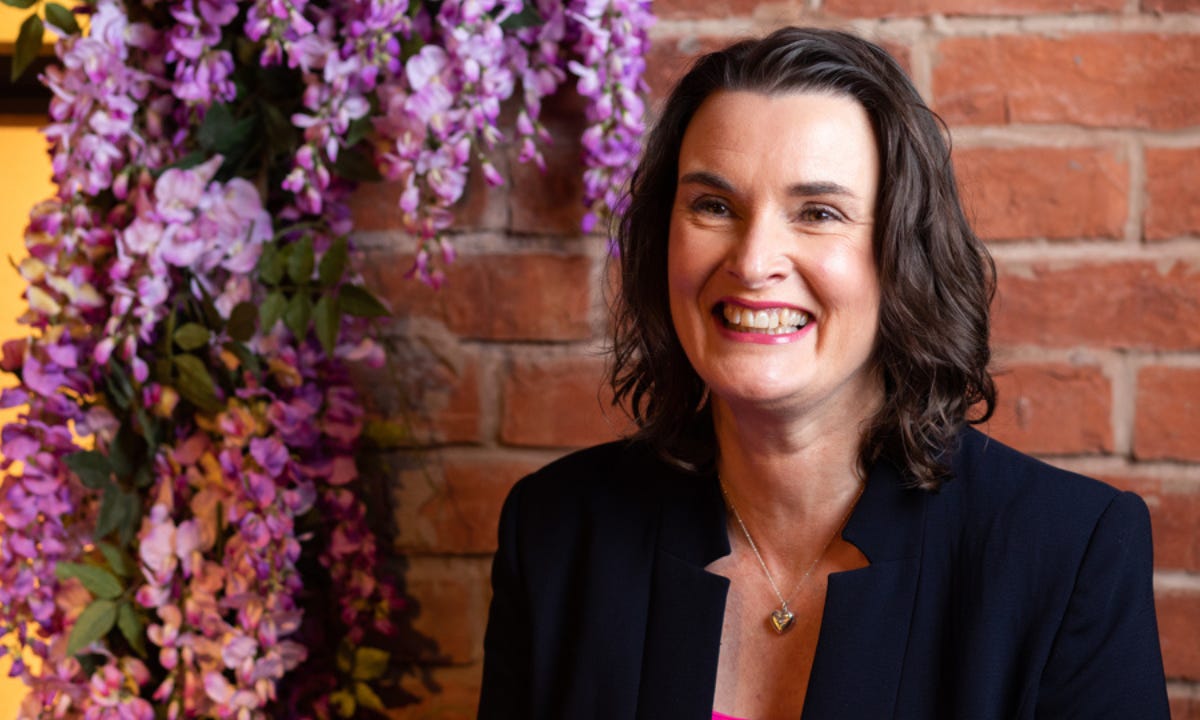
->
xmin=712 ymin=713 xmax=748 ymax=720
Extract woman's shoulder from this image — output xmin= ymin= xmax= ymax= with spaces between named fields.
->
xmin=940 ymin=426 xmax=1150 ymax=550
xmin=500 ymin=438 xmax=687 ymax=536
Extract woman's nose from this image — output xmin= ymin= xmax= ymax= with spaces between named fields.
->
xmin=724 ymin=216 xmax=791 ymax=288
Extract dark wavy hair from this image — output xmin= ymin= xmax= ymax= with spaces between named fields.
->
xmin=608 ymin=26 xmax=997 ymax=491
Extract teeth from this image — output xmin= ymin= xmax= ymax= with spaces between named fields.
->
xmin=721 ymin=304 xmax=810 ymax=333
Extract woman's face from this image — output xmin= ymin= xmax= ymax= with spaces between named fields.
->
xmin=667 ymin=90 xmax=883 ymax=419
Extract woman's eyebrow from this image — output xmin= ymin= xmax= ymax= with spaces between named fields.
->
xmin=787 ymin=181 xmax=857 ymax=198
xmin=678 ymin=170 xmax=734 ymax=191
xmin=678 ymin=171 xmax=858 ymax=201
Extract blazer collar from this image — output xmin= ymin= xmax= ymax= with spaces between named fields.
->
xmin=634 ymin=452 xmax=927 ymax=719
xmin=802 ymin=457 xmax=926 ymax=718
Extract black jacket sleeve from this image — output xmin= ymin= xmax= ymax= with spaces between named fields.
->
xmin=1035 ymin=491 xmax=1169 ymax=718
xmin=477 ymin=480 xmax=532 ymax=720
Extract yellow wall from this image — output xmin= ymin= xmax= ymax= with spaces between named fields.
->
xmin=0 ymin=117 xmax=53 ymax=719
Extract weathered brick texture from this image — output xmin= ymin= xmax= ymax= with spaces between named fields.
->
xmin=360 ymin=5 xmax=1200 ymax=716
xmin=933 ymin=34 xmax=1200 ymax=129
xmin=954 ymin=146 xmax=1129 ymax=242
xmin=986 ymin=362 xmax=1113 ymax=454
xmin=1146 ymin=147 xmax=1200 ymax=240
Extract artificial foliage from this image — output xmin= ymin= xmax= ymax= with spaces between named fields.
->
xmin=0 ymin=0 xmax=653 ymax=714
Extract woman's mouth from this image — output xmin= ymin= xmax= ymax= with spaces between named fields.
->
xmin=718 ymin=303 xmax=811 ymax=335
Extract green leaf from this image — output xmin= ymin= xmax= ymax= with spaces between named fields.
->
xmin=173 ymin=322 xmax=210 ymax=351
xmin=93 ymin=486 xmax=140 ymax=545
xmin=97 ymin=542 xmax=134 ymax=578
xmin=339 ymin=285 xmax=389 ymax=318
xmin=227 ymin=301 xmax=257 ymax=342
xmin=354 ymin=681 xmax=386 ymax=711
xmin=54 ymin=562 xmax=123 ymax=599
xmin=501 ymin=2 xmax=541 ymax=30
xmin=352 ymin=647 xmax=390 ymax=681
xmin=12 ymin=14 xmax=44 ymax=82
xmin=0 ymin=0 xmax=38 ymax=11
xmin=345 ymin=115 xmax=372 ymax=147
xmin=103 ymin=362 xmax=134 ymax=410
xmin=284 ymin=292 xmax=312 ymax=341
xmin=197 ymin=102 xmax=235 ymax=153
xmin=159 ymin=151 xmax=207 ymax=173
xmin=67 ymin=599 xmax=117 ymax=656
xmin=133 ymin=463 xmax=154 ymax=489
xmin=64 ymin=451 xmax=113 ymax=490
xmin=116 ymin=491 xmax=141 ymax=546
xmin=94 ymin=485 xmax=124 ymax=540
xmin=313 ymin=294 xmax=338 ymax=356
xmin=258 ymin=244 xmax=284 ymax=285
xmin=335 ymin=639 xmax=354 ymax=674
xmin=259 ymin=290 xmax=287 ymax=332
xmin=108 ymin=422 xmax=147 ymax=480
xmin=332 ymin=146 xmax=383 ymax=182
xmin=172 ymin=354 xmax=223 ymax=413
xmin=43 ymin=3 xmax=80 ymax=34
xmin=329 ymin=689 xmax=356 ymax=718
xmin=116 ymin=602 xmax=146 ymax=657
xmin=361 ymin=418 xmax=410 ymax=448
xmin=287 ymin=235 xmax=315 ymax=284
xmin=318 ymin=236 xmax=349 ymax=288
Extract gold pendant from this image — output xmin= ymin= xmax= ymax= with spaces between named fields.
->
xmin=769 ymin=606 xmax=795 ymax=634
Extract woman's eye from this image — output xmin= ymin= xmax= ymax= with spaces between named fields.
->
xmin=798 ymin=205 xmax=843 ymax=223
xmin=691 ymin=197 xmax=732 ymax=217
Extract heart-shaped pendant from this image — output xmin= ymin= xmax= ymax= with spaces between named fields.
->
xmin=769 ymin=607 xmax=795 ymax=634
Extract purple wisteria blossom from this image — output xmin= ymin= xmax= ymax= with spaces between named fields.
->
xmin=1 ymin=0 xmax=653 ymax=715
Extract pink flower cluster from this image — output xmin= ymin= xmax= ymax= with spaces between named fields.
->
xmin=1 ymin=0 xmax=653 ymax=715
xmin=134 ymin=419 xmax=310 ymax=717
xmin=96 ymin=156 xmax=272 ymax=383
xmin=567 ymin=0 xmax=653 ymax=234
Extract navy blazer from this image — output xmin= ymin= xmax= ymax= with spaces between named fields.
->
xmin=478 ymin=429 xmax=1168 ymax=719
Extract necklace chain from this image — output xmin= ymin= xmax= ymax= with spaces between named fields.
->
xmin=719 ymin=476 xmax=864 ymax=634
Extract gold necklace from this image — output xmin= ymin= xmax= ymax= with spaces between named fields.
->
xmin=719 ymin=478 xmax=864 ymax=635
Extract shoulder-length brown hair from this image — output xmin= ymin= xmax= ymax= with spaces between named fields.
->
xmin=608 ymin=26 xmax=996 ymax=490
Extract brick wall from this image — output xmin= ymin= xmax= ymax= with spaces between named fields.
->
xmin=348 ymin=3 xmax=1200 ymax=717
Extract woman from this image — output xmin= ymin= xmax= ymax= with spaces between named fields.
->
xmin=478 ymin=27 xmax=1168 ymax=719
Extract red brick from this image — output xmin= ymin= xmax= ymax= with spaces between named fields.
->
xmin=417 ymin=455 xmax=541 ymax=553
xmin=1169 ymin=684 xmax=1200 ymax=720
xmin=1158 ymin=583 xmax=1200 ymax=681
xmin=645 ymin=35 xmax=736 ymax=105
xmin=507 ymin=89 xmax=587 ymax=236
xmin=955 ymin=146 xmax=1128 ymax=241
xmin=985 ymin=363 xmax=1112 ymax=454
xmin=1103 ymin=475 xmax=1200 ymax=572
xmin=351 ymin=329 xmax=483 ymax=445
xmin=403 ymin=557 xmax=491 ymax=665
xmin=1134 ymin=367 xmax=1200 ymax=462
xmin=826 ymin=0 xmax=1122 ymax=16
xmin=1144 ymin=0 xmax=1200 ymax=9
xmin=500 ymin=354 xmax=629 ymax=448
xmin=933 ymin=34 xmax=1200 ymax=130
xmin=991 ymin=260 xmax=1200 ymax=351
xmin=363 ymin=250 xmax=595 ymax=341
xmin=1145 ymin=147 xmax=1200 ymax=241
xmin=393 ymin=664 xmax=483 ymax=720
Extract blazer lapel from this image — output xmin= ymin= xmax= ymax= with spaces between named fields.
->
xmin=802 ymin=458 xmax=927 ymax=719
xmin=636 ymin=470 xmax=731 ymax=720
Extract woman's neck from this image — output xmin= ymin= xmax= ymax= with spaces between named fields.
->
xmin=710 ymin=392 xmax=876 ymax=539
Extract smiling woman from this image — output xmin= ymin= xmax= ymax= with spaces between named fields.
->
xmin=477 ymin=26 xmax=1169 ymax=720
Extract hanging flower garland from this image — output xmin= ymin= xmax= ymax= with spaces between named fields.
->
xmin=0 ymin=0 xmax=653 ymax=715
